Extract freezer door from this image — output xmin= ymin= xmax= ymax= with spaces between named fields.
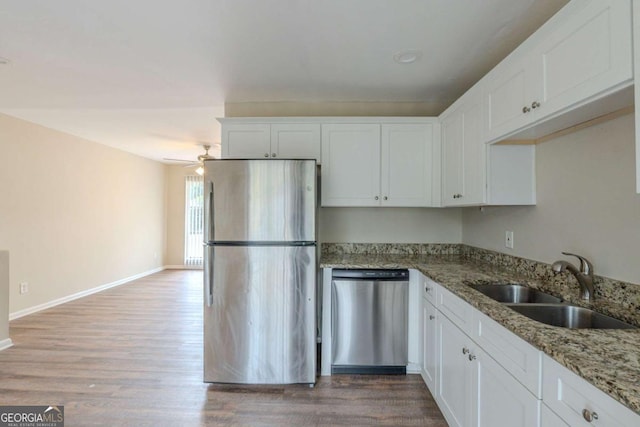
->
xmin=204 ymin=159 xmax=316 ymax=242
xmin=204 ymin=245 xmax=316 ymax=384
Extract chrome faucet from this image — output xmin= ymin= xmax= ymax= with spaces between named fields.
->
xmin=551 ymin=252 xmax=595 ymax=301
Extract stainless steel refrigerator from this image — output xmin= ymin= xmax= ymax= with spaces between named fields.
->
xmin=203 ymin=159 xmax=317 ymax=385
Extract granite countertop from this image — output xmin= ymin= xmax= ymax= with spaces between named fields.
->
xmin=321 ymin=252 xmax=640 ymax=415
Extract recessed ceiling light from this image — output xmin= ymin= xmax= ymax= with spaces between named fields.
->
xmin=0 ymin=57 xmax=10 ymax=65
xmin=393 ymin=49 xmax=422 ymax=64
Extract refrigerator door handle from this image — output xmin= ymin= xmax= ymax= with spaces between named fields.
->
xmin=204 ymin=244 xmax=214 ymax=307
xmin=208 ymin=181 xmax=215 ymax=242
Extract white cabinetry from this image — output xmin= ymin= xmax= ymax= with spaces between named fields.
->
xmin=220 ymin=120 xmax=321 ymax=161
xmin=321 ymin=124 xmax=381 ymax=207
xmin=321 ymin=121 xmax=440 ymax=207
xmin=421 ymin=276 xmax=438 ymax=394
xmin=440 ymin=87 xmax=536 ymax=207
xmin=484 ymin=0 xmax=632 ymax=143
xmin=441 ymin=87 xmax=485 ymax=206
xmin=473 ymin=345 xmax=540 ymax=427
xmin=543 ymin=354 xmax=640 ymax=427
xmin=424 ymin=275 xmax=541 ymax=427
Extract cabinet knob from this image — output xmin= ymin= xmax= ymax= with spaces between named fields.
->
xmin=429 ymin=315 xmax=435 ymax=320
xmin=468 ymin=353 xmax=477 ymax=361
xmin=582 ymin=409 xmax=599 ymax=422
xmin=271 ymin=153 xmax=277 ymax=158
xmin=264 ymin=153 xmax=269 ymax=157
xmin=383 ymin=196 xmax=388 ymax=201
xmin=425 ymin=286 xmax=432 ymax=293
xmin=522 ymin=106 xmax=531 ymax=113
xmin=374 ymin=196 xmax=379 ymax=200
xmin=531 ymin=101 xmax=540 ymax=109
xmin=462 ymin=347 xmax=469 ymax=355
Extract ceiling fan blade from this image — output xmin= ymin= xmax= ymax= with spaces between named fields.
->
xmin=163 ymin=158 xmax=197 ymax=163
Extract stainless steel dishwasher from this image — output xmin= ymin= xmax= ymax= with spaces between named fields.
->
xmin=331 ymin=269 xmax=409 ymax=374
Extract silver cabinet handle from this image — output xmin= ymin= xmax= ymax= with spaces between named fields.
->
xmin=582 ymin=409 xmax=599 ymax=422
xmin=462 ymin=347 xmax=470 ymax=355
xmin=374 ymin=196 xmax=379 ymax=200
xmin=429 ymin=315 xmax=435 ymax=320
xmin=264 ymin=153 xmax=269 ymax=157
xmin=468 ymin=353 xmax=476 ymax=361
xmin=531 ymin=101 xmax=540 ymax=109
xmin=522 ymin=106 xmax=531 ymax=113
xmin=271 ymin=153 xmax=277 ymax=157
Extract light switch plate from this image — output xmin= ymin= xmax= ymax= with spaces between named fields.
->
xmin=505 ymin=231 xmax=514 ymax=249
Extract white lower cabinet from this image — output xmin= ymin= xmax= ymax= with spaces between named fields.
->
xmin=541 ymin=403 xmax=570 ymax=427
xmin=473 ymin=346 xmax=540 ymax=427
xmin=436 ymin=311 xmax=539 ymax=427
xmin=543 ymin=354 xmax=640 ymax=427
xmin=421 ymin=298 xmax=437 ymax=394
xmin=437 ymin=313 xmax=474 ymax=427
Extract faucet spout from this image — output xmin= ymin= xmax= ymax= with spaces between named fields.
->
xmin=551 ymin=253 xmax=595 ymax=301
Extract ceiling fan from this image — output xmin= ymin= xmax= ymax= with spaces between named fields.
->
xmin=164 ymin=145 xmax=216 ymax=175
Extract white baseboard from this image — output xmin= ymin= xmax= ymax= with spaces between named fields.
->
xmin=164 ymin=265 xmax=203 ymax=270
xmin=9 ymin=267 xmax=164 ymax=321
xmin=0 ymin=338 xmax=13 ymax=351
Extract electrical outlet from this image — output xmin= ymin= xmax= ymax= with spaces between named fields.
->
xmin=505 ymin=231 xmax=514 ymax=249
xmin=19 ymin=282 xmax=29 ymax=294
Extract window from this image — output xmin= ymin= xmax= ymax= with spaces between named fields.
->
xmin=184 ymin=175 xmax=204 ymax=266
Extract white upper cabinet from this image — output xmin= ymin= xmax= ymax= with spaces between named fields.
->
xmin=321 ymin=123 xmax=381 ymax=207
xmin=381 ymin=124 xmax=438 ymax=207
xmin=270 ymin=124 xmax=321 ymax=160
xmin=222 ymin=123 xmax=271 ymax=159
xmin=483 ymin=0 xmax=632 ymax=143
xmin=321 ymin=120 xmax=440 ymax=207
xmin=442 ymin=87 xmax=486 ymax=206
xmin=220 ymin=120 xmax=321 ymax=161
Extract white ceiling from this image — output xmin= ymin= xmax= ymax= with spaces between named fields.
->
xmin=0 ymin=0 xmax=568 ymax=163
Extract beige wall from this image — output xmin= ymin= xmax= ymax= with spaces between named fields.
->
xmin=0 ymin=251 xmax=9 ymax=345
xmin=462 ymin=113 xmax=640 ymax=284
xmin=320 ymin=207 xmax=462 ymax=243
xmin=0 ymin=114 xmax=167 ymax=315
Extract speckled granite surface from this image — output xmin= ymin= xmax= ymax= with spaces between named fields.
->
xmin=320 ymin=244 xmax=640 ymax=415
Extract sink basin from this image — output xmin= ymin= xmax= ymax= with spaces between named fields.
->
xmin=470 ymin=284 xmax=563 ymax=304
xmin=507 ymin=304 xmax=637 ymax=329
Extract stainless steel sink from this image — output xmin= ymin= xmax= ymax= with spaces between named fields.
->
xmin=470 ymin=284 xmax=563 ymax=304
xmin=506 ymin=304 xmax=637 ymax=329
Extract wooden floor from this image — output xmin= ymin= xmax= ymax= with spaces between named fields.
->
xmin=0 ymin=270 xmax=447 ymax=426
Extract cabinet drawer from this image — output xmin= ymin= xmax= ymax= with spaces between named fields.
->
xmin=543 ymin=354 xmax=640 ymax=427
xmin=422 ymin=276 xmax=438 ymax=305
xmin=436 ymin=285 xmax=473 ymax=335
xmin=473 ymin=310 xmax=542 ymax=398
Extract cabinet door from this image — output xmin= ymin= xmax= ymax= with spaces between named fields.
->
xmin=222 ymin=124 xmax=271 ymax=158
xmin=442 ymin=90 xmax=486 ymax=206
xmin=321 ymin=124 xmax=381 ymax=207
xmin=473 ymin=347 xmax=540 ymax=427
xmin=271 ymin=124 xmax=321 ymax=162
xmin=483 ymin=55 xmax=541 ymax=142
xmin=437 ymin=314 xmax=473 ymax=427
xmin=541 ymin=404 xmax=570 ymax=427
xmin=422 ymin=298 xmax=438 ymax=394
xmin=380 ymin=124 xmax=434 ymax=206
xmin=535 ymin=0 xmax=632 ymax=121
xmin=543 ymin=355 xmax=640 ymax=427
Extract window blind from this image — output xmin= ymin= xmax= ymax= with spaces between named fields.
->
xmin=184 ymin=175 xmax=204 ymax=266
